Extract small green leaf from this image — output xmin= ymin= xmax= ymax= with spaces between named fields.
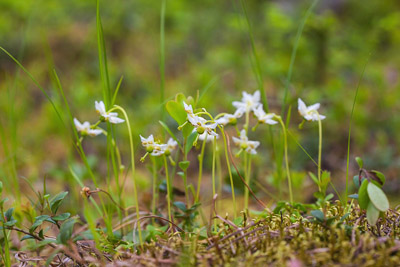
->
xmin=366 ymin=202 xmax=380 ymax=225
xmin=173 ymin=201 xmax=187 ymax=212
xmin=56 ymin=218 xmax=76 ymax=244
xmin=308 ymin=172 xmax=319 ymax=185
xmin=358 ymin=179 xmax=369 ymax=210
xmin=5 ymin=208 xmax=14 ymax=222
xmin=21 ymin=235 xmax=35 ymax=241
xmin=353 ymin=175 xmax=360 ymax=188
xmin=367 ymin=182 xmax=389 ymax=212
xmin=166 ymin=100 xmax=187 ymax=125
xmin=355 ymin=157 xmax=363 ymax=169
xmin=49 ymin=191 xmax=68 ymax=214
xmin=30 ymin=215 xmax=51 ymax=232
xmin=348 ymin=194 xmax=358 ymax=199
xmin=311 ymin=210 xmax=325 ymax=222
xmin=321 ymin=171 xmax=331 ymax=191
xmin=185 ymin=131 xmax=198 ymax=155
xmin=52 ymin=213 xmax=71 ymax=221
xmin=0 ymin=181 xmax=3 ymax=194
xmin=178 ymin=161 xmax=190 ymax=171
xmin=371 ymin=170 xmax=385 ymax=186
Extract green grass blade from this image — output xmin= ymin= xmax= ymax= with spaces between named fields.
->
xmin=345 ymin=54 xmax=371 ymax=204
xmin=239 ymin=0 xmax=268 ymax=111
xmin=160 ymin=0 xmax=167 ymax=121
xmin=96 ymin=0 xmax=111 ymax=108
xmin=281 ymin=0 xmax=319 ymax=117
xmin=0 ymin=46 xmax=65 ymax=127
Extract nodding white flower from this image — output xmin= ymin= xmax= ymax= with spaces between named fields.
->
xmin=183 ymin=101 xmax=194 ymax=115
xmin=74 ymin=118 xmax=102 ymax=137
xmin=151 ymin=144 xmax=168 ymax=156
xmin=164 ymin=138 xmax=178 ymax=156
xmin=232 ymin=90 xmax=261 ymax=113
xmin=199 ymin=132 xmax=219 ymax=142
xmin=253 ymin=105 xmax=278 ymax=125
xmin=95 ymin=101 xmax=125 ymax=124
xmin=298 ymin=98 xmax=326 ymax=122
xmin=140 ymin=134 xmax=156 ymax=153
xmin=190 ymin=118 xmax=218 ymax=137
xmin=216 ymin=109 xmax=244 ymax=126
xmin=232 ymin=129 xmax=260 ymax=155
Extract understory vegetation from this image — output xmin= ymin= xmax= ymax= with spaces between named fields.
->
xmin=1 ymin=0 xmax=400 ymax=266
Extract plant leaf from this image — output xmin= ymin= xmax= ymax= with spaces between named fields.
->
xmin=185 ymin=131 xmax=198 ymax=155
xmin=311 ymin=210 xmax=324 ymax=222
xmin=49 ymin=191 xmax=68 ymax=214
xmin=56 ymin=218 xmax=76 ymax=245
xmin=371 ymin=170 xmax=385 ymax=186
xmin=178 ymin=161 xmax=190 ymax=171
xmin=367 ymin=182 xmax=389 ymax=212
xmin=366 ymin=202 xmax=380 ymax=225
xmin=52 ymin=213 xmax=71 ymax=221
xmin=358 ymin=179 xmax=369 ymax=210
xmin=166 ymin=100 xmax=187 ymax=125
xmin=355 ymin=157 xmax=363 ymax=169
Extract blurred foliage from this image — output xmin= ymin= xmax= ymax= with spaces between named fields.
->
xmin=1 ymin=0 xmax=400 ymax=211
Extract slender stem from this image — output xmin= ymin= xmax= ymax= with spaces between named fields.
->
xmin=160 ymin=0 xmax=166 ymax=122
xmin=220 ymin=127 xmax=237 ymax=217
xmin=244 ymin=152 xmax=249 ymax=210
xmin=196 ymin=134 xmax=208 ymax=202
xmin=212 ymin=136 xmax=217 ymax=231
xmin=317 ymin=113 xmax=322 ymax=191
xmin=183 ymin=145 xmax=190 ymax=206
xmin=163 ymin=155 xmax=172 ymax=228
xmin=109 ymin=105 xmax=143 ymax=247
xmin=151 ymin=156 xmax=158 ymax=223
xmin=275 ymin=116 xmax=293 ymax=203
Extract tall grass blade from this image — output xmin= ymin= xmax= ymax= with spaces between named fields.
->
xmin=281 ymin=0 xmax=319 ymax=117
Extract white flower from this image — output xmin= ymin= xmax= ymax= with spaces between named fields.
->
xmin=232 ymin=129 xmax=260 ymax=155
xmin=74 ymin=118 xmax=102 ymax=137
xmin=297 ymin=98 xmax=326 ymax=122
xmin=151 ymin=144 xmax=167 ymax=156
xmin=199 ymin=132 xmax=219 ymax=142
xmin=232 ymin=90 xmax=261 ymax=113
xmin=253 ymin=105 xmax=278 ymax=125
xmin=216 ymin=109 xmax=244 ymax=126
xmin=164 ymin=138 xmax=178 ymax=155
xmin=189 ymin=117 xmax=218 ymax=137
xmin=140 ymin=134 xmax=157 ymax=153
xmin=183 ymin=101 xmax=194 ymax=115
xmin=95 ymin=101 xmax=125 ymax=124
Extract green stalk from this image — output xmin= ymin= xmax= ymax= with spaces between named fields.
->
xmin=275 ymin=116 xmax=293 ymax=203
xmin=163 ymin=155 xmax=173 ymax=228
xmin=212 ymin=136 xmax=217 ymax=231
xmin=220 ymin=127 xmax=237 ymax=217
xmin=182 ymin=147 xmax=190 ymax=206
xmin=317 ymin=114 xmax=323 ymax=192
xmin=160 ymin=0 xmax=166 ymax=121
xmin=345 ymin=55 xmax=370 ymax=205
xmin=109 ymin=105 xmax=143 ymax=247
xmin=151 ymin=156 xmax=158 ymax=223
xmin=196 ymin=135 xmax=208 ymax=202
xmin=243 ymin=152 xmax=249 ymax=210
xmin=0 ymin=209 xmax=10 ymax=267
xmin=282 ymin=0 xmax=319 ymax=116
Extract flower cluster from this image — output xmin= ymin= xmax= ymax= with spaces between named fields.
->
xmin=140 ymin=135 xmax=177 ymax=159
xmin=74 ymin=100 xmax=124 ymax=137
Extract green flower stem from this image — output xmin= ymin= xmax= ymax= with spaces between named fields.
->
xmin=163 ymin=155 xmax=173 ymax=228
xmin=212 ymin=136 xmax=217 ymax=231
xmin=182 ymin=146 xmax=190 ymax=206
xmin=109 ymin=105 xmax=143 ymax=247
xmin=220 ymin=127 xmax=237 ymax=217
xmin=151 ymin=156 xmax=158 ymax=223
xmin=317 ymin=113 xmax=323 ymax=192
xmin=244 ymin=152 xmax=249 ymax=210
xmin=196 ymin=134 xmax=208 ymax=202
xmin=275 ymin=116 xmax=293 ymax=203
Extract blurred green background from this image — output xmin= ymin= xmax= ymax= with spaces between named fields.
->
xmin=1 ymin=0 xmax=400 ymax=211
